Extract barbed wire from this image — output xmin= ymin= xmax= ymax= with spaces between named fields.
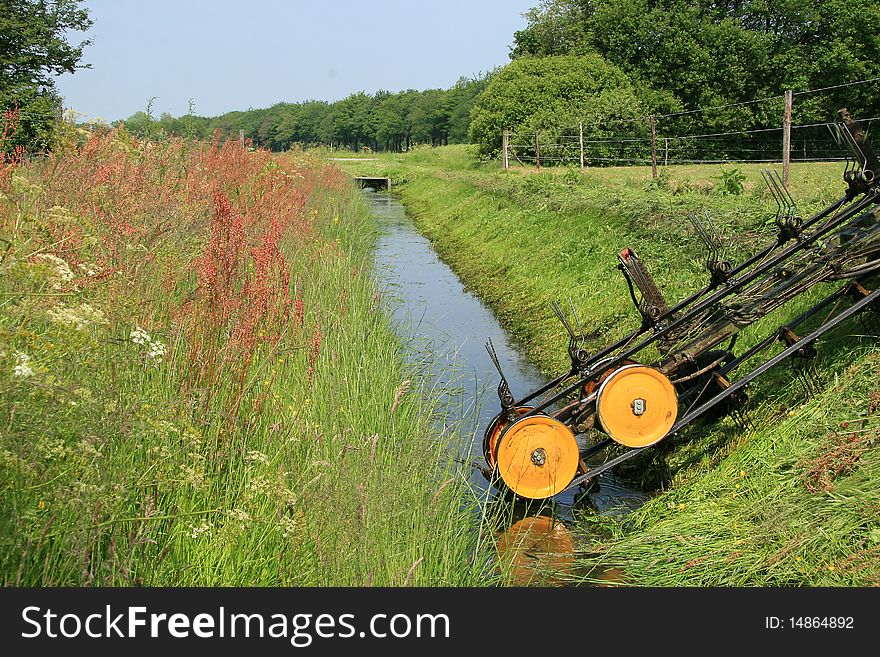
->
xmin=506 ymin=110 xmax=880 ymax=170
xmin=542 ymin=75 xmax=880 ymax=129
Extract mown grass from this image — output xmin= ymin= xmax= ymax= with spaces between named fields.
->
xmin=0 ymin=133 xmax=492 ymax=586
xmin=334 ymin=144 xmax=880 ymax=585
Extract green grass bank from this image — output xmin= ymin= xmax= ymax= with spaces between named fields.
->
xmin=335 ymin=145 xmax=880 ymax=586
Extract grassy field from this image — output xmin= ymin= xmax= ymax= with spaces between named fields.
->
xmin=0 ymin=132 xmax=492 ymax=586
xmin=335 ymin=145 xmax=880 ymax=586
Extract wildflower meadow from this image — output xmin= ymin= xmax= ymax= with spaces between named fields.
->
xmin=0 ymin=119 xmax=489 ymax=585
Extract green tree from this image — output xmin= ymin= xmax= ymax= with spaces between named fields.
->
xmin=409 ymin=89 xmax=452 ymax=147
xmin=468 ymin=54 xmax=648 ymax=159
xmin=511 ymin=0 xmax=880 ymax=130
xmin=448 ymin=74 xmax=493 ymax=143
xmin=372 ymin=92 xmax=409 ymax=151
xmin=0 ymin=0 xmax=92 ymax=150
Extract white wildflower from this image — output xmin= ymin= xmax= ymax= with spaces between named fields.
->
xmin=34 ymin=253 xmax=74 ymax=289
xmin=280 ymin=514 xmax=301 ymax=537
xmin=77 ymin=262 xmax=101 ymax=277
xmin=188 ymin=522 xmax=213 ymax=539
xmin=46 ymin=206 xmax=75 ymax=225
xmin=246 ymin=476 xmax=272 ymax=497
xmin=179 ymin=463 xmax=206 ymax=489
xmin=130 ymin=326 xmax=151 ymax=345
xmin=146 ymin=340 xmax=166 ymax=360
xmin=148 ymin=444 xmax=171 ymax=460
xmin=78 ymin=439 xmax=102 ymax=459
xmin=227 ymin=508 xmax=252 ymax=529
xmin=130 ymin=325 xmax=165 ymax=362
xmin=13 ymin=351 xmax=34 ymax=378
xmin=48 ymin=303 xmax=109 ymax=331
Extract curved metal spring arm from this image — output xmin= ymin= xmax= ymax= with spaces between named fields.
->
xmin=485 ymin=338 xmax=515 ymax=410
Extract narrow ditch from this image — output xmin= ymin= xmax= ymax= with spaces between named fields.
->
xmin=366 ymin=189 xmax=647 ymax=583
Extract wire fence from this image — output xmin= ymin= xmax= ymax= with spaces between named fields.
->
xmin=501 ymin=78 xmax=880 ymax=172
xmin=506 ymin=120 xmax=874 ymax=167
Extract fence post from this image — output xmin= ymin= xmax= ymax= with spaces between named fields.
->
xmin=579 ymin=121 xmax=585 ymax=171
xmin=535 ymin=130 xmax=541 ymax=169
xmin=650 ymin=114 xmax=658 ymax=178
xmin=782 ymin=89 xmax=792 ymax=185
xmin=664 ymin=137 xmax=669 ymax=166
xmin=239 ymin=129 xmax=245 ymax=150
xmin=502 ymin=129 xmax=510 ymax=169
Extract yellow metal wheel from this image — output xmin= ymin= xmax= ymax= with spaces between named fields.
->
xmin=496 ymin=415 xmax=580 ymax=499
xmin=596 ymin=364 xmax=678 ymax=448
xmin=482 ymin=406 xmax=533 ymax=473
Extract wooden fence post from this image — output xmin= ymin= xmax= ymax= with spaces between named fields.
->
xmin=650 ymin=114 xmax=658 ymax=178
xmin=535 ymin=130 xmax=541 ymax=169
xmin=239 ymin=129 xmax=245 ymax=150
xmin=579 ymin=121 xmax=585 ymax=171
xmin=502 ymin=129 xmax=510 ymax=169
xmin=783 ymin=89 xmax=793 ymax=185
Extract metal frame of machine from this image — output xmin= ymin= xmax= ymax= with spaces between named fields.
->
xmin=482 ymin=110 xmax=880 ymax=500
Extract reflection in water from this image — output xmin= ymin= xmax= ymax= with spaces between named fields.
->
xmin=365 ymin=189 xmax=644 ymax=583
xmin=495 ymin=515 xmax=576 ymax=586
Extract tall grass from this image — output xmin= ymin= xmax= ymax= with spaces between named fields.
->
xmin=335 ymin=145 xmax=879 ymax=585
xmin=0 ymin=131 xmax=491 ymax=586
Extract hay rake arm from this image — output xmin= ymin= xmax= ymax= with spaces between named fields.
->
xmin=482 ymin=112 xmax=880 ymax=500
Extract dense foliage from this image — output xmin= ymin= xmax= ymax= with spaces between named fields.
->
xmin=464 ymin=0 xmax=880 ymax=162
xmin=0 ymin=0 xmax=91 ymax=151
xmin=119 ymin=75 xmax=491 ymax=153
xmin=511 ymin=0 xmax=880 ymax=131
xmin=468 ymin=54 xmax=675 ymax=159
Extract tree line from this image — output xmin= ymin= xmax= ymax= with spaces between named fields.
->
xmin=5 ymin=0 xmax=880 ymax=163
xmin=119 ymin=76 xmax=490 ymax=152
xmin=469 ymin=0 xmax=880 ymax=160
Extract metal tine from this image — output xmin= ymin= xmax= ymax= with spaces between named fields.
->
xmin=789 ymin=358 xmax=808 ymax=396
xmin=485 ymin=338 xmax=505 ymax=378
xmin=688 ymin=213 xmax=712 ymax=247
xmin=701 ymin=211 xmax=723 ymax=261
xmin=766 ymin=170 xmax=790 ymax=219
xmin=826 ymin=122 xmax=843 ymax=146
xmin=567 ymin=296 xmax=584 ymax=339
xmin=706 ymin=212 xmax=727 ymax=262
xmin=688 ymin=213 xmax=721 ymax=268
xmin=738 ymin=407 xmax=754 ymax=431
xmin=761 ymin=169 xmax=783 ymax=222
xmin=828 ymin=124 xmax=857 ymax=177
xmin=486 ymin=337 xmax=516 ymax=409
xmin=802 ymin=365 xmax=818 ymax=398
xmin=771 ymin=169 xmax=797 ymax=217
xmin=551 ymin=301 xmax=577 ymax=341
xmin=838 ymin=120 xmax=873 ymax=177
xmin=766 ymin=169 xmax=795 ymax=224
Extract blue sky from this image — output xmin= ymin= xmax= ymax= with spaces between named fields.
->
xmin=56 ymin=0 xmax=537 ymax=121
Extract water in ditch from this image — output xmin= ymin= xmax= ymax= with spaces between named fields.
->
xmin=366 ymin=189 xmax=647 ymax=583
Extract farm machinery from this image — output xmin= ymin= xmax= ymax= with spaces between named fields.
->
xmin=482 ymin=110 xmax=880 ymax=500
